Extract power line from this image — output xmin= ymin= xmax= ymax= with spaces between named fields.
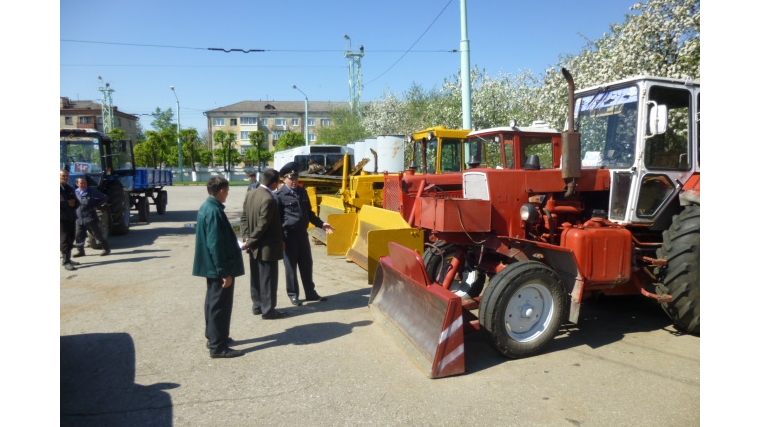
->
xmin=364 ymin=0 xmax=455 ymax=87
xmin=60 ymin=39 xmax=453 ymax=54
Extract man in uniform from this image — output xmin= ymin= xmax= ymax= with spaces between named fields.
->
xmin=275 ymin=162 xmax=335 ymax=306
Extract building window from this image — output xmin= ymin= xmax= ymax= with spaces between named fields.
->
xmin=79 ymin=117 xmax=94 ymax=124
xmin=291 ymin=118 xmax=299 ymax=126
xmin=241 ymin=131 xmax=251 ymax=140
xmin=309 ymin=133 xmax=316 ymax=142
xmin=273 ymin=130 xmax=287 ymax=140
xmin=321 ymin=119 xmax=332 ymax=126
xmin=214 ymin=118 xmax=225 ymax=126
xmin=65 ymin=117 xmax=73 ymax=125
xmin=97 ymin=117 xmax=103 ymax=125
xmin=275 ymin=118 xmax=287 ymax=128
xmin=117 ymin=118 xmax=122 ymax=126
xmin=241 ymin=117 xmax=256 ymax=125
xmin=261 ymin=119 xmax=269 ymax=126
xmin=230 ymin=118 xmax=238 ymax=126
xmin=307 ymin=118 xmax=315 ymax=127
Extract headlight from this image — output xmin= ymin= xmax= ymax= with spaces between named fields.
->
xmin=520 ymin=204 xmax=540 ymax=222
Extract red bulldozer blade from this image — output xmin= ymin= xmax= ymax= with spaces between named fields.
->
xmin=368 ymin=242 xmax=466 ymax=378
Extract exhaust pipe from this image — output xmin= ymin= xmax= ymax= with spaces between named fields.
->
xmin=561 ymin=68 xmax=581 ymax=198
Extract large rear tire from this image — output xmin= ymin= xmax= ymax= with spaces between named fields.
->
xmin=422 ymin=242 xmax=485 ymax=299
xmin=656 ymin=206 xmax=700 ymax=335
xmin=108 ymin=181 xmax=130 ymax=235
xmin=479 ymin=261 xmax=567 ymax=358
xmin=87 ymin=209 xmax=111 ymax=250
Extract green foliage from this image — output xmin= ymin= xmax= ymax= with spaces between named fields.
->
xmin=150 ymin=107 xmax=176 ymax=132
xmin=213 ymin=130 xmax=239 ymax=172
xmin=316 ymin=106 xmax=371 ymax=145
xmin=108 ymin=127 xmax=127 ymax=141
xmin=274 ymin=131 xmax=305 ymax=151
xmin=244 ymin=130 xmax=273 ymax=168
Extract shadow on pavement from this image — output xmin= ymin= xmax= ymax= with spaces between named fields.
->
xmin=463 ymin=295 xmax=685 ymax=375
xmin=61 ymin=333 xmax=178 ymax=427
xmin=233 ymin=320 xmax=373 ymax=353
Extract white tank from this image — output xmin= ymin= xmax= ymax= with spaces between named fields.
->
xmin=376 ymin=135 xmax=405 ymax=172
xmin=352 ymin=140 xmax=366 ymax=171
xmin=363 ymin=138 xmax=378 ymax=172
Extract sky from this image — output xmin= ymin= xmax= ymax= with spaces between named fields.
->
xmin=60 ymin=0 xmax=643 ymax=132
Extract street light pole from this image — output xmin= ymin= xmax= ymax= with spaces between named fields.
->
xmin=170 ymin=86 xmax=184 ymax=181
xmin=292 ymin=84 xmax=309 ymax=146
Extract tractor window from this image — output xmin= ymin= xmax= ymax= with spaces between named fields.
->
xmin=576 ymin=86 xmax=639 ymax=169
xmin=111 ymin=140 xmax=134 ymax=171
xmin=609 ymin=172 xmax=633 ymax=221
xmin=636 ymin=174 xmax=675 ymax=217
xmin=644 ymin=87 xmax=691 ymax=170
xmin=467 ymin=134 xmax=509 ymax=169
xmin=425 ymin=140 xmax=437 ymax=174
xmin=522 ymin=136 xmax=554 ymax=169
xmin=439 ymin=138 xmax=462 ymax=172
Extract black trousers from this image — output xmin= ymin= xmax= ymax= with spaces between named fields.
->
xmin=248 ymin=252 xmax=279 ymax=316
xmin=74 ymin=219 xmax=107 ymax=247
xmin=283 ymin=230 xmax=316 ymax=299
xmin=60 ymin=220 xmax=76 ymax=253
xmin=205 ymin=277 xmax=235 ymax=353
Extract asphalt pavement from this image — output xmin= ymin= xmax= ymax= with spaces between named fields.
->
xmin=60 ymin=184 xmax=700 ymax=427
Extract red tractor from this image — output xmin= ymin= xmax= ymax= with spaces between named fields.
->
xmin=369 ymin=69 xmax=700 ymax=378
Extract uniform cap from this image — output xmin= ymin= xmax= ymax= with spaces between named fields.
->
xmin=279 ymin=162 xmax=300 ymax=178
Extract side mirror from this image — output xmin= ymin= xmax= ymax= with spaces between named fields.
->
xmin=646 ymin=101 xmax=668 ymax=137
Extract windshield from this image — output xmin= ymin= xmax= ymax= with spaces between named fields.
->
xmin=576 ymin=86 xmax=639 ymax=169
xmin=467 ymin=134 xmax=512 ymax=169
xmin=60 ymin=137 xmax=103 ymax=174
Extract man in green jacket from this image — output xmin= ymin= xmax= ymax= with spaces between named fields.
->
xmin=192 ymin=177 xmax=245 ymax=358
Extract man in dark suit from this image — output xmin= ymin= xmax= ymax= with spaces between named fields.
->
xmin=240 ymin=169 xmax=288 ymax=320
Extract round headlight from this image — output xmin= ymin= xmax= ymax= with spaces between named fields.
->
xmin=520 ymin=204 xmax=540 ymax=222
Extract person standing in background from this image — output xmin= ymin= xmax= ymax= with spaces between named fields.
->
xmin=60 ymin=170 xmax=80 ymax=271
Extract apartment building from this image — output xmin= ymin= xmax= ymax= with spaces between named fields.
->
xmin=59 ymin=97 xmax=140 ymax=142
xmin=203 ymin=100 xmax=349 ymax=156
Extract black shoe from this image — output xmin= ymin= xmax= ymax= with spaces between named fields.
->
xmin=290 ymin=296 xmax=302 ymax=306
xmin=210 ymin=348 xmax=244 ymax=359
xmin=69 ymin=260 xmax=81 ymax=266
xmin=63 ymin=262 xmax=77 ymax=271
xmin=253 ymin=307 xmax=262 ymax=315
xmin=262 ymin=310 xmax=289 ymax=320
xmin=206 ymin=337 xmax=234 ymax=349
xmin=305 ymin=293 xmax=327 ymax=302
xmin=72 ymin=248 xmax=85 ymax=258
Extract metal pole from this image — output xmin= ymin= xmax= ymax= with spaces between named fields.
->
xmin=292 ymin=85 xmax=309 ymax=146
xmin=460 ymin=0 xmax=472 ymax=130
xmin=170 ymin=86 xmax=184 ymax=181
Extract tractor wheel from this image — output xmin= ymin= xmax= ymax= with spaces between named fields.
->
xmin=156 ymin=190 xmax=168 ymax=215
xmin=423 ymin=242 xmax=485 ymax=299
xmin=108 ymin=181 xmax=130 ymax=235
xmin=656 ymin=206 xmax=700 ymax=335
xmin=88 ymin=209 xmax=112 ymax=250
xmin=137 ymin=197 xmax=150 ymax=223
xmin=479 ymin=261 xmax=567 ymax=359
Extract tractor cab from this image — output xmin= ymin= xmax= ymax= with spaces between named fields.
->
xmin=574 ymin=76 xmax=700 ymax=227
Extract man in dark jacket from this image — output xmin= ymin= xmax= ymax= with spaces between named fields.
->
xmin=246 ymin=171 xmax=260 ymax=191
xmin=275 ymin=162 xmax=335 ymax=306
xmin=241 ymin=169 xmax=287 ymax=319
xmin=192 ymin=177 xmax=246 ymax=358
xmin=73 ymin=177 xmax=111 ymax=256
xmin=60 ymin=170 xmax=80 ymax=271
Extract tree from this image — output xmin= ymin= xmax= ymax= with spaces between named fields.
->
xmin=274 ymin=131 xmax=305 ymax=151
xmin=316 ymin=106 xmax=371 ymax=145
xmin=213 ymin=130 xmax=239 ymax=172
xmin=108 ymin=127 xmax=127 ymax=141
xmin=243 ymin=130 xmax=272 ymax=171
xmin=150 ymin=107 xmax=176 ymax=132
xmin=134 ymin=129 xmax=172 ymax=168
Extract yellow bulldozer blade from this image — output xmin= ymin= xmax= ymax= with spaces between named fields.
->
xmin=310 ymin=195 xmax=347 ymax=245
xmin=369 ymin=242 xmax=466 ymax=379
xmin=336 ymin=206 xmax=423 ymax=283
